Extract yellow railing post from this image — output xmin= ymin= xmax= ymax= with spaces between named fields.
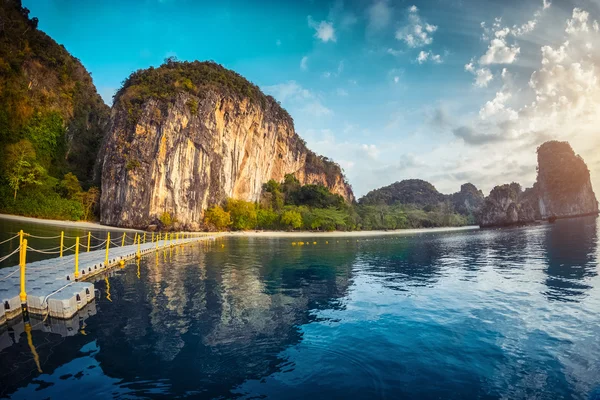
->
xmin=155 ymin=235 xmax=159 ymax=250
xmin=143 ymin=232 xmax=146 ymax=244
xmin=122 ymin=232 xmax=126 ymax=247
xmin=60 ymin=231 xmax=64 ymax=257
xmin=74 ymin=236 xmax=80 ymax=280
xmin=105 ymin=232 xmax=110 ymax=265
xmin=151 ymin=232 xmax=154 ymax=243
xmin=136 ymin=235 xmax=141 ymax=259
xmin=19 ymin=239 xmax=27 ymax=303
xmin=87 ymin=232 xmax=91 ymax=252
xmin=19 ymin=229 xmax=24 ymax=246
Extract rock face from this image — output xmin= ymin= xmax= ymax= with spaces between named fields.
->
xmin=536 ymin=141 xmax=598 ymax=219
xmin=479 ymin=183 xmax=536 ymax=227
xmin=0 ymin=0 xmax=110 ymax=183
xmin=359 ymin=179 xmax=446 ymax=207
xmin=359 ymin=179 xmax=484 ymax=217
xmin=478 ymin=141 xmax=598 ymax=227
xmin=99 ymin=61 xmax=353 ymax=229
xmin=449 ymin=183 xmax=485 ymax=216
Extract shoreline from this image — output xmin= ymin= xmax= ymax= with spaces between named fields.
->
xmin=0 ymin=213 xmax=141 ymax=232
xmin=0 ymin=213 xmax=478 ymax=237
xmin=225 ymin=226 xmax=479 ymax=238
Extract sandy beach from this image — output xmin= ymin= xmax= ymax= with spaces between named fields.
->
xmin=0 ymin=213 xmax=141 ymax=232
xmin=0 ymin=213 xmax=479 ymax=237
xmin=225 ymin=226 xmax=479 ymax=238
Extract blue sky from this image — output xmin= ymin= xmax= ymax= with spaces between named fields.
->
xmin=24 ymin=0 xmax=600 ymax=197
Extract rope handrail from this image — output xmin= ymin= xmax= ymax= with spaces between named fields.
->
xmin=87 ymin=240 xmax=108 ymax=249
xmin=0 ymin=233 xmax=20 ymax=246
xmin=24 ymin=234 xmax=62 ymax=240
xmin=89 ymin=233 xmax=109 ymax=240
xmin=27 ymin=243 xmax=77 ymax=255
xmin=62 ymin=234 xmax=88 ymax=240
xmin=0 ymin=247 xmax=21 ymax=264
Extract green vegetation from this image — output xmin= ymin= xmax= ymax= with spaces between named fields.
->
xmin=114 ymin=57 xmax=293 ymax=127
xmin=159 ymin=211 xmax=173 ymax=228
xmin=203 ymin=173 xmax=473 ymax=232
xmin=204 ymin=205 xmax=232 ymax=230
xmin=0 ymin=0 xmax=109 ymax=220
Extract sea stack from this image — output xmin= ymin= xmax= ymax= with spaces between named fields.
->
xmin=98 ymin=60 xmax=353 ymax=229
xmin=535 ymin=141 xmax=598 ymax=219
xmin=479 ymin=141 xmax=598 ymax=227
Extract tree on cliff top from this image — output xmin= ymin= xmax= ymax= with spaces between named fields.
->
xmin=114 ymin=59 xmax=294 ymax=127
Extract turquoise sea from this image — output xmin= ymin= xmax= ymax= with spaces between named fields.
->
xmin=0 ymin=216 xmax=599 ymax=399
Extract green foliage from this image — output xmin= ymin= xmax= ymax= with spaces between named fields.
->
xmin=301 ymin=207 xmax=349 ymax=231
xmin=60 ymin=172 xmax=83 ymax=201
xmin=2 ymin=139 xmax=45 ymax=201
xmin=22 ymin=112 xmax=64 ymax=168
xmin=0 ymin=183 xmax=84 ymax=221
xmin=287 ymin=184 xmax=345 ymax=208
xmin=225 ymin=199 xmax=257 ymax=230
xmin=0 ymin=0 xmax=109 ymax=184
xmin=126 ymin=158 xmax=141 ymax=171
xmin=114 ymin=60 xmax=293 ymax=127
xmin=257 ymin=208 xmax=279 ymax=230
xmin=159 ymin=211 xmax=173 ymax=227
xmin=82 ymin=186 xmax=99 ymax=221
xmin=186 ymin=99 xmax=199 ymax=115
xmin=204 ymin=205 xmax=232 ymax=230
xmin=280 ymin=209 xmax=303 ymax=230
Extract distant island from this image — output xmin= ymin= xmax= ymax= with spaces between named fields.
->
xmin=0 ymin=0 xmax=597 ymax=232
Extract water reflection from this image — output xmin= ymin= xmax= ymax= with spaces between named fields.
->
xmin=543 ymin=216 xmax=598 ymax=301
xmin=0 ymin=218 xmax=599 ymax=399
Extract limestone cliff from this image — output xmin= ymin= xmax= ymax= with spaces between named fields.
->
xmin=536 ymin=141 xmax=598 ymax=219
xmin=479 ymin=183 xmax=536 ymax=227
xmin=478 ymin=141 xmax=598 ymax=227
xmin=99 ymin=60 xmax=353 ymax=229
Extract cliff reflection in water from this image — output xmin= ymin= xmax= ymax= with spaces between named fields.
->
xmin=88 ymin=239 xmax=354 ymax=398
xmin=1 ymin=218 xmax=600 ymax=399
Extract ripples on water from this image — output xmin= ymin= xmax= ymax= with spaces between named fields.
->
xmin=1 ymin=217 xmax=600 ymax=399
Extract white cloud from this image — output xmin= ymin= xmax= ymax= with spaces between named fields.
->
xmin=336 ymin=88 xmax=349 ymax=96
xmin=479 ymin=90 xmax=518 ymax=121
xmin=276 ymin=39 xmax=281 ymax=46
xmin=395 ymin=5 xmax=437 ymax=48
xmin=300 ymin=56 xmax=308 ymax=70
xmin=308 ymin=16 xmax=336 ymax=43
xmin=543 ymin=0 xmax=551 ymax=10
xmin=479 ymin=38 xmax=520 ymax=65
xmin=467 ymin=67 xmax=494 ymax=87
xmin=417 ymin=50 xmax=442 ymax=64
xmin=566 ymin=8 xmax=590 ymax=34
xmin=263 ymin=81 xmax=311 ymax=103
xmin=393 ymin=76 xmax=400 ymax=84
xmin=367 ymin=0 xmax=391 ymax=31
xmin=361 ymin=144 xmax=380 ymax=159
xmin=263 ymin=81 xmax=332 ymax=118
xmin=386 ymin=48 xmax=404 ymax=56
xmin=302 ymin=102 xmax=333 ymax=116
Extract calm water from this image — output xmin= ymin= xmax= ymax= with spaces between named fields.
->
xmin=1 ymin=216 xmax=600 ymax=399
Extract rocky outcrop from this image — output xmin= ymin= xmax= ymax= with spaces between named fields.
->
xmin=478 ymin=141 xmax=598 ymax=227
xmin=449 ymin=183 xmax=484 ymax=216
xmin=479 ymin=183 xmax=536 ymax=227
xmin=359 ymin=179 xmax=446 ymax=207
xmin=536 ymin=141 xmax=598 ymax=219
xmin=0 ymin=0 xmax=110 ymax=183
xmin=358 ymin=179 xmax=484 ymax=217
xmin=99 ymin=61 xmax=353 ymax=229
